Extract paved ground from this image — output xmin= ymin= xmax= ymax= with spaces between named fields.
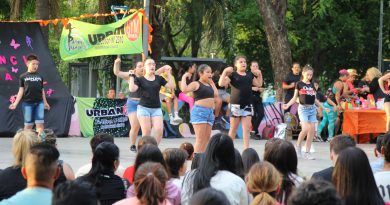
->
xmin=0 ymin=137 xmax=377 ymax=179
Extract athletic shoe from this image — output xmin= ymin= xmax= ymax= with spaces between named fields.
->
xmin=326 ymin=137 xmax=333 ymax=142
xmin=250 ymin=131 xmax=261 ymax=140
xmin=170 ymin=116 xmax=179 ymax=125
xmin=173 ymin=115 xmax=183 ymax=124
xmin=313 ymin=135 xmax=323 ymax=142
xmin=295 ymin=145 xmax=302 ymax=158
xmin=303 ymin=152 xmax=315 ymax=160
xmin=130 ymin=145 xmax=137 ymax=153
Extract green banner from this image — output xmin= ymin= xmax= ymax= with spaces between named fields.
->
xmin=76 ymin=97 xmax=130 ymax=137
xmin=60 ymin=12 xmax=143 ymax=60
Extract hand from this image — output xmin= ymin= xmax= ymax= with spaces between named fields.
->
xmin=252 ymin=70 xmax=261 ymax=77
xmin=115 ymin=57 xmax=121 ymax=64
xmin=44 ymin=103 xmax=50 ymax=110
xmin=165 ymin=65 xmax=172 ymax=73
xmin=337 ymin=105 xmax=342 ymax=111
xmin=9 ymin=103 xmax=16 ymax=110
xmin=128 ymin=70 xmax=135 ymax=77
xmin=282 ymin=104 xmax=289 ymax=110
xmin=224 ymin=66 xmax=234 ymax=74
xmin=290 ymin=82 xmax=296 ymax=88
xmin=259 ymin=88 xmax=265 ymax=92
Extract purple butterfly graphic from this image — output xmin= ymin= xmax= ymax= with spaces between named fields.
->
xmin=11 ymin=67 xmax=18 ymax=73
xmin=10 ymin=39 xmax=20 ymax=49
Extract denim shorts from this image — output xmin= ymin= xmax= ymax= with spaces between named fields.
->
xmin=218 ymin=89 xmax=230 ymax=101
xmin=126 ymin=98 xmax=139 ymax=114
xmin=230 ymin=104 xmax=253 ymax=118
xmin=298 ymin=104 xmax=317 ymax=123
xmin=137 ymin=105 xmax=163 ymax=117
xmin=190 ymin=105 xmax=215 ymax=126
xmin=22 ymin=101 xmax=44 ymax=125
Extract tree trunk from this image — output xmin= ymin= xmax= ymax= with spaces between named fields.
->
xmin=35 ymin=0 xmax=50 ymax=45
xmin=10 ymin=0 xmax=23 ymax=20
xmin=150 ymin=0 xmax=166 ymax=60
xmin=256 ymin=0 xmax=292 ymax=101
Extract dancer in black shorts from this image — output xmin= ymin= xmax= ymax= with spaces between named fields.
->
xmin=218 ymin=55 xmax=262 ymax=149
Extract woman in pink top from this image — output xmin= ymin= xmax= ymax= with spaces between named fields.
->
xmin=114 ymin=162 xmax=172 ymax=205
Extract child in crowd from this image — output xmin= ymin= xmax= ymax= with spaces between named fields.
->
xmin=160 ymin=68 xmax=183 ymax=125
xmin=180 ymin=142 xmax=194 ymax=160
xmin=163 ymin=148 xmax=188 ymax=189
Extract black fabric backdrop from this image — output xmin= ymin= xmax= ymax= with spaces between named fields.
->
xmin=0 ymin=22 xmax=73 ymax=137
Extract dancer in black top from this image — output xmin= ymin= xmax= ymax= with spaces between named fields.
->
xmin=181 ymin=64 xmax=218 ymax=153
xmin=219 ymin=55 xmax=262 ymax=149
xmin=128 ymin=58 xmax=174 ymax=144
xmin=249 ymin=61 xmax=264 ymax=139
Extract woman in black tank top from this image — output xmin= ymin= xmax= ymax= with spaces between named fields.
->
xmin=379 ymin=72 xmax=390 ymax=132
xmin=181 ymin=64 xmax=218 ymax=153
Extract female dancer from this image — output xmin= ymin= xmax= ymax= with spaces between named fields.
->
xmin=113 ymin=57 xmax=143 ymax=152
xmin=178 ymin=62 xmax=197 ymax=110
xmin=283 ymin=65 xmax=325 ymax=160
xmin=218 ymin=56 xmax=262 ymax=149
xmin=181 ymin=64 xmax=218 ymax=153
xmin=379 ymin=71 xmax=390 ymax=132
xmin=129 ymin=58 xmax=174 ymax=144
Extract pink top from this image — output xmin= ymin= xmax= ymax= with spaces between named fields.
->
xmin=113 ymin=197 xmax=172 ymax=205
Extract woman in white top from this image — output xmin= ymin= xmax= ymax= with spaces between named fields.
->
xmin=181 ymin=133 xmax=249 ymax=205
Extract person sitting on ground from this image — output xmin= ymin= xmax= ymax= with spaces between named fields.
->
xmin=76 ymin=142 xmax=129 ymax=205
xmin=189 ymin=188 xmax=231 ymax=205
xmin=114 ymin=162 xmax=172 ymax=205
xmin=126 ymin=144 xmax=181 ymax=205
xmin=287 ymin=179 xmax=342 ymax=205
xmin=123 ymin=136 xmax=158 ymax=183
xmin=75 ymin=133 xmax=125 ymax=178
xmin=41 ymin=129 xmax=75 ymax=186
xmin=371 ymin=134 xmax=388 ymax=174
xmin=374 ymin=135 xmax=390 ymax=203
xmin=160 ymin=68 xmax=183 ymax=125
xmin=242 ymin=148 xmax=260 ymax=175
xmin=180 ymin=142 xmax=194 ymax=160
xmin=181 ymin=133 xmax=249 ymax=205
xmin=163 ymin=148 xmax=188 ymax=189
xmin=246 ymin=161 xmax=282 ymax=205
xmin=52 ymin=181 xmax=99 ymax=205
xmin=0 ymin=130 xmax=40 ymax=201
xmin=0 ymin=144 xmax=60 ymax=205
xmin=311 ymin=135 xmax=356 ymax=182
xmin=263 ymin=138 xmax=303 ymax=204
xmin=107 ymin=88 xmax=116 ymax=99
xmin=333 ymin=147 xmax=384 ymax=205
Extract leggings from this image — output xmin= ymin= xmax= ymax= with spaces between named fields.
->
xmin=317 ymin=102 xmax=337 ymax=139
xmin=178 ymin=92 xmax=194 ymax=110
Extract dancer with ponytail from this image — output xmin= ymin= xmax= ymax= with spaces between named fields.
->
xmin=113 ymin=57 xmax=143 ymax=152
xmin=218 ymin=56 xmax=262 ymax=149
xmin=181 ymin=64 xmax=218 ymax=153
xmin=129 ymin=58 xmax=174 ymax=144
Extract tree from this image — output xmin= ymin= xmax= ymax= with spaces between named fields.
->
xmin=256 ymin=0 xmax=292 ymax=100
xmin=35 ymin=0 xmax=49 ymax=44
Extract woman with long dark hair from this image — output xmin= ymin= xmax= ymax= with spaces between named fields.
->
xmin=76 ymin=142 xmax=128 ymax=205
xmin=242 ymin=148 xmax=260 ymax=175
xmin=181 ymin=64 xmax=218 ymax=153
xmin=178 ymin=62 xmax=197 ymax=110
xmin=181 ymin=133 xmax=249 ymax=205
xmin=333 ymin=147 xmax=384 ymax=205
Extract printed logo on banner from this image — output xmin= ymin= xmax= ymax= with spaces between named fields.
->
xmin=62 ymin=23 xmax=89 ymax=55
xmin=125 ymin=14 xmax=140 ymax=42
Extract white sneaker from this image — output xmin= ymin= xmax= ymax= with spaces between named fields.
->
xmin=169 ymin=116 xmax=178 ymax=125
xmin=295 ymin=145 xmax=302 ymax=158
xmin=173 ymin=115 xmax=183 ymax=124
xmin=303 ymin=152 xmax=315 ymax=160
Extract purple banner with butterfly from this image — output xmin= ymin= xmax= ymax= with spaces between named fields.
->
xmin=0 ymin=22 xmax=73 ymax=137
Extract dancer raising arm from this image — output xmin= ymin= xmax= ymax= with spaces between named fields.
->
xmin=379 ymin=71 xmax=390 ymax=132
xmin=113 ymin=57 xmax=143 ymax=152
xmin=128 ymin=58 xmax=174 ymax=144
xmin=181 ymin=64 xmax=218 ymax=153
xmin=218 ymin=55 xmax=262 ymax=149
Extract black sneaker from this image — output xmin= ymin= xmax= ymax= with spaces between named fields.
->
xmin=250 ymin=131 xmax=261 ymax=140
xmin=130 ymin=145 xmax=137 ymax=153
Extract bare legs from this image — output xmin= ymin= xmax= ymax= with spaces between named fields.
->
xmin=228 ymin=116 xmax=252 ymax=149
xmin=128 ymin=112 xmax=140 ymax=146
xmin=193 ymin=123 xmax=212 ymax=153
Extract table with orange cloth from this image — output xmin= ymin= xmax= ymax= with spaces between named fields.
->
xmin=342 ymin=109 xmax=386 ymax=143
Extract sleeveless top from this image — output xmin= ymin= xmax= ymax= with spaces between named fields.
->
xmin=194 ymin=82 xmax=214 ymax=101
xmin=330 ymin=79 xmax=344 ymax=105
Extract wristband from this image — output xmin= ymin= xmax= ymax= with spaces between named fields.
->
xmin=129 ymin=73 xmax=135 ymax=78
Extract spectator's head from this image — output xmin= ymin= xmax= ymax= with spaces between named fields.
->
xmin=365 ymin=67 xmax=382 ymax=81
xmin=134 ymin=162 xmax=168 ymax=205
xmin=339 ymin=69 xmax=350 ymax=82
xmin=182 ymin=62 xmax=197 ymax=74
xmin=242 ymin=148 xmax=261 ymax=175
xmin=329 ymin=135 xmax=356 ymax=165
xmin=180 ymin=142 xmax=194 ymax=160
xmin=191 ymin=133 xmax=235 ymax=194
xmin=52 ymin=181 xmax=98 ymax=205
xmin=107 ymin=88 xmax=116 ymax=99
xmin=383 ymin=135 xmax=390 ymax=163
xmin=12 ymin=129 xmax=41 ymax=167
xmin=134 ymin=144 xmax=166 ymax=180
xmin=246 ymin=161 xmax=281 ymax=205
xmin=234 ymin=55 xmax=247 ymax=72
xmin=197 ymin=64 xmax=212 ymax=82
xmin=287 ymin=179 xmax=342 ymax=205
xmin=89 ymin=142 xmax=119 ymax=176
xmin=137 ymin=136 xmax=158 ymax=151
xmin=250 ymin=60 xmax=259 ymax=72
xmin=26 ymin=54 xmax=39 ymax=73
xmin=375 ymin=134 xmax=387 ymax=157
xmin=90 ymin=133 xmax=114 ymax=153
xmin=264 ymin=138 xmax=297 ymax=203
xmin=163 ymin=148 xmax=188 ymax=178
xmin=41 ymin=129 xmax=56 ymax=146
xmin=234 ymin=148 xmax=244 ymax=179
xmin=347 ymin=69 xmax=358 ymax=81
xmin=313 ymin=79 xmax=319 ymax=90
xmin=189 ymin=188 xmax=231 ymax=205
xmin=291 ymin=62 xmax=301 ymax=75
xmin=143 ymin=58 xmax=156 ymax=75
xmin=332 ymin=147 xmax=384 ymax=205
xmin=22 ymin=143 xmax=60 ymax=189
xmin=191 ymin=153 xmax=204 ymax=170
xmin=133 ymin=60 xmax=144 ymax=76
